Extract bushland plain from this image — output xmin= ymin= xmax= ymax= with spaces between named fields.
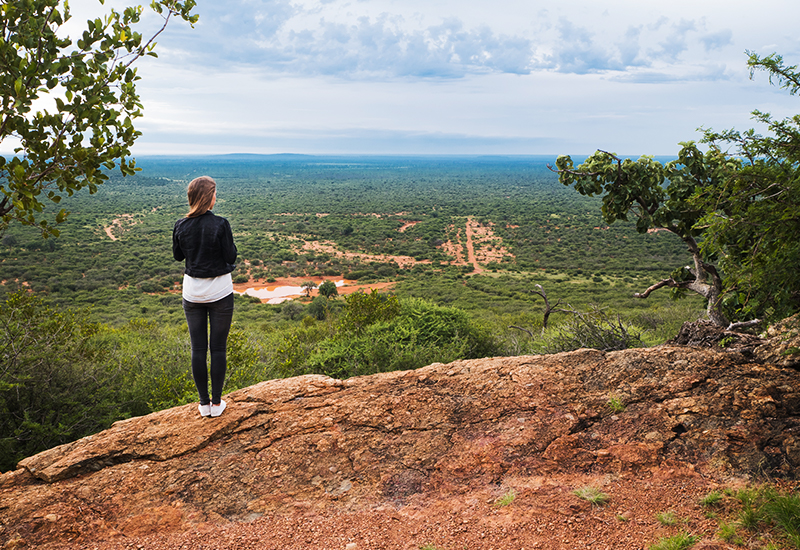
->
xmin=0 ymin=154 xmax=705 ymax=470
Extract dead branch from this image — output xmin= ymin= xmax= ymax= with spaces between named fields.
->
xmin=532 ymin=283 xmax=565 ymax=328
xmin=727 ymin=319 xmax=763 ymax=331
xmin=509 ymin=325 xmax=533 ymax=337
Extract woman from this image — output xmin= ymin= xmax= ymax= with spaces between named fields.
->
xmin=173 ymin=176 xmax=237 ymax=418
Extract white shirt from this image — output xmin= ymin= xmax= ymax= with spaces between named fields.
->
xmin=182 ymin=273 xmax=233 ymax=303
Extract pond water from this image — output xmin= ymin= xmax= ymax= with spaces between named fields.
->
xmin=235 ymin=280 xmax=345 ymax=304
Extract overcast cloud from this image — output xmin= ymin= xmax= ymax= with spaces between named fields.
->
xmin=59 ymin=0 xmax=800 ymax=155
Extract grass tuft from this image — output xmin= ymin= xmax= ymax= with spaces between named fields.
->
xmin=762 ymin=491 xmax=800 ymax=548
xmin=647 ymin=531 xmax=699 ymax=550
xmin=717 ymin=521 xmax=743 ymax=545
xmin=734 ymin=487 xmax=767 ymax=530
xmin=655 ymin=511 xmax=680 ymax=526
xmin=699 ymin=490 xmax=723 ymax=508
xmin=494 ymin=488 xmax=516 ymax=508
xmin=573 ymin=485 xmax=609 ymax=506
xmin=608 ymin=394 xmax=626 ymax=413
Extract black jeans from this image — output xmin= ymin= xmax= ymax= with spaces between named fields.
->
xmin=182 ymin=293 xmax=234 ymax=405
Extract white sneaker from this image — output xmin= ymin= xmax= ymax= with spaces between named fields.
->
xmin=198 ymin=403 xmax=211 ymax=417
xmin=210 ymin=400 xmax=227 ymax=418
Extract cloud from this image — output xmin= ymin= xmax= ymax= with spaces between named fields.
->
xmin=542 ymin=15 xmax=736 ymax=81
xmin=616 ymin=26 xmax=646 ymax=67
xmin=160 ymin=2 xmax=535 ymax=78
xmin=609 ymin=63 xmax=731 ymax=84
xmin=650 ymin=19 xmax=696 ymax=62
xmin=280 ymin=14 xmax=535 ymax=78
xmin=548 ymin=18 xmax=655 ymax=74
xmin=701 ymin=29 xmax=733 ymax=51
xmin=253 ymin=12 xmax=532 ymax=77
xmin=156 ymin=0 xmax=298 ymax=67
xmin=153 ymin=0 xmax=738 ymax=82
xmin=551 ymin=17 xmax=620 ymax=73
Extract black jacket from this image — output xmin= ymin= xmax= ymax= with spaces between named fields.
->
xmin=173 ymin=211 xmax=237 ymax=278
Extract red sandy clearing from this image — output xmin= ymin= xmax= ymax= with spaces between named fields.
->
xmin=301 ymin=240 xmax=427 ymax=269
xmin=465 ymin=217 xmax=482 ymax=274
xmin=232 ymin=276 xmax=396 ymax=303
xmin=103 ymin=214 xmax=138 ymax=241
xmin=398 ymin=221 xmax=421 ymax=232
xmin=441 ymin=226 xmax=466 ymax=266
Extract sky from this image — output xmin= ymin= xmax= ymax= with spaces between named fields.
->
xmin=61 ymin=0 xmax=800 ymax=156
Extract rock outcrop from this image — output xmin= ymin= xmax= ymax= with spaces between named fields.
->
xmin=2 ymin=343 xmax=800 ymax=546
xmin=668 ymin=317 xmax=800 ymax=368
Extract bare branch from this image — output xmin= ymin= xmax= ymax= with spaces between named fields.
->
xmin=508 ymin=325 xmax=533 ymax=337
xmin=633 ymin=278 xmax=674 ymax=299
xmin=532 ymin=283 xmax=565 ymax=328
xmin=727 ymin=319 xmax=763 ymax=331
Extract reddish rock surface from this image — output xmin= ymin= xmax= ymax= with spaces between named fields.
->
xmin=2 ymin=340 xmax=800 ymax=549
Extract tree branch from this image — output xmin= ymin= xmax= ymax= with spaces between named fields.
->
xmin=532 ymin=283 xmax=565 ymax=328
xmin=633 ymin=278 xmax=674 ymax=299
xmin=727 ymin=319 xmax=763 ymax=331
xmin=0 ymin=195 xmax=10 ymax=217
xmin=508 ymin=325 xmax=533 ymax=337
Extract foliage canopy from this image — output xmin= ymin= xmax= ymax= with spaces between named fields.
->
xmin=0 ymin=0 xmax=197 ymax=236
xmin=696 ymin=52 xmax=800 ymax=322
xmin=554 ymin=52 xmax=800 ymax=326
xmin=0 ymin=291 xmax=110 ymax=470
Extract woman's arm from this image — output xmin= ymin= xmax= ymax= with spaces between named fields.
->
xmin=172 ymin=222 xmax=185 ymax=261
xmin=221 ymin=219 xmax=237 ymax=264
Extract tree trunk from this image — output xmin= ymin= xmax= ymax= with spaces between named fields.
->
xmin=682 ymin=233 xmax=728 ymax=327
xmin=633 ymin=231 xmax=729 ymax=327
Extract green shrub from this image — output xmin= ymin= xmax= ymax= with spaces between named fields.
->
xmin=274 ymin=324 xmax=332 ymax=378
xmin=106 ymin=318 xmax=195 ymax=412
xmin=308 ymin=296 xmax=330 ymax=320
xmin=0 ymin=292 xmax=121 ymax=471
xmin=338 ymin=289 xmax=401 ymax=335
xmin=304 ymin=297 xmax=499 ymax=379
xmin=225 ymin=328 xmax=267 ymax=390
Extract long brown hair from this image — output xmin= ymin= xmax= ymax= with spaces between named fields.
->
xmin=186 ymin=176 xmax=216 ymax=218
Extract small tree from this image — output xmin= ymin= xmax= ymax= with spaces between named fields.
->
xmin=301 ymin=280 xmax=317 ymax=297
xmin=281 ymin=301 xmax=304 ymax=320
xmin=553 ymin=144 xmax=735 ymax=326
xmin=0 ymin=0 xmax=198 ymax=237
xmin=308 ymin=295 xmax=329 ymax=320
xmin=339 ymin=289 xmax=400 ymax=335
xmin=318 ymin=280 xmax=338 ymax=298
xmin=553 ymin=51 xmax=800 ymax=326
